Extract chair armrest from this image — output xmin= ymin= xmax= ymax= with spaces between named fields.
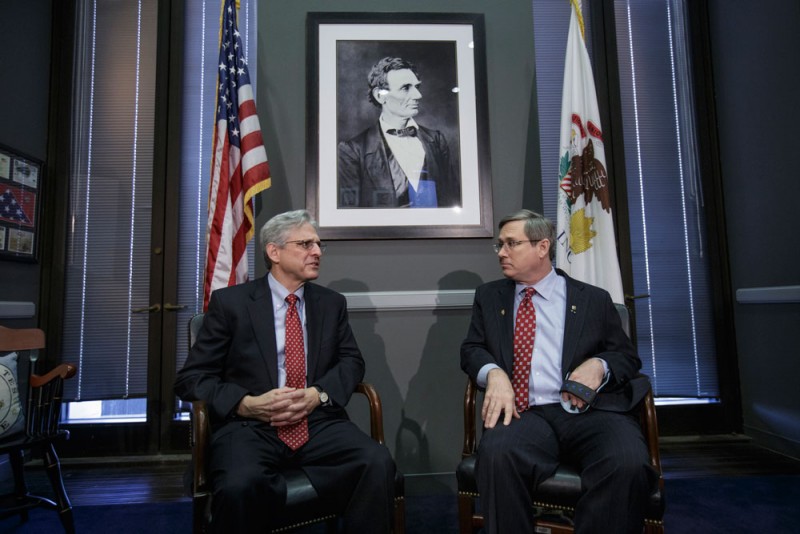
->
xmin=191 ymin=400 xmax=210 ymax=493
xmin=355 ymin=382 xmax=385 ymax=445
xmin=26 ymin=363 xmax=78 ymax=437
xmin=29 ymin=363 xmax=77 ymax=387
xmin=462 ymin=377 xmax=478 ymax=458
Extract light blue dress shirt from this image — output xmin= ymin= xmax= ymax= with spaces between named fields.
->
xmin=268 ymin=273 xmax=308 ymax=389
xmin=477 ymin=268 xmax=609 ymax=411
xmin=477 ymin=268 xmax=568 ymax=406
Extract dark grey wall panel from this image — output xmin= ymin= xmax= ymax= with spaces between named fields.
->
xmin=708 ymin=0 xmax=800 ymax=457
xmin=0 ymin=0 xmax=52 ymax=328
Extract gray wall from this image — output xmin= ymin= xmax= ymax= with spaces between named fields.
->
xmin=0 ymin=0 xmax=51 ymax=328
xmin=253 ymin=1 xmax=540 ymax=475
xmin=707 ymin=0 xmax=800 ymax=457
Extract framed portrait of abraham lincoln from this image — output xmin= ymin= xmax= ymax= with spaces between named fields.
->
xmin=306 ymin=12 xmax=493 ymax=239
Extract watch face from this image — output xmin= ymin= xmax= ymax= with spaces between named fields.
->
xmin=319 ymin=391 xmax=329 ymax=403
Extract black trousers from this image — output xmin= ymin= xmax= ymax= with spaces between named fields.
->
xmin=476 ymin=404 xmax=656 ymax=534
xmin=208 ymin=416 xmax=395 ymax=533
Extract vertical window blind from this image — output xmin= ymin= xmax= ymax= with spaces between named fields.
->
xmin=64 ymin=0 xmax=158 ymax=400
xmin=614 ymin=0 xmax=718 ymax=397
xmin=63 ymin=0 xmax=258 ymax=402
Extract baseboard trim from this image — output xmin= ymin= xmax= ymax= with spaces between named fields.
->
xmin=743 ymin=426 xmax=800 ymax=460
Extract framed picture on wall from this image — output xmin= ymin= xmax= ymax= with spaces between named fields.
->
xmin=306 ymin=12 xmax=493 ymax=239
xmin=0 ymin=144 xmax=42 ymax=262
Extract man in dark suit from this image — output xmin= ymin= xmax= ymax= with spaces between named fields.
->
xmin=337 ymin=56 xmax=461 ymax=209
xmin=461 ymin=209 xmax=656 ymax=534
xmin=175 ymin=209 xmax=396 ymax=533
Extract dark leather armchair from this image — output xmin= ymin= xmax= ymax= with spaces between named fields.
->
xmin=0 ymin=326 xmax=78 ymax=533
xmin=186 ymin=313 xmax=405 ymax=533
xmin=455 ymin=305 xmax=665 ymax=534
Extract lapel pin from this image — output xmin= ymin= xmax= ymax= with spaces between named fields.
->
xmin=570 ymin=305 xmax=577 ymax=314
xmin=501 ymin=309 xmax=506 ymax=316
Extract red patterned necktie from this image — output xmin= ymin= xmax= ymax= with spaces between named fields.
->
xmin=278 ymin=294 xmax=309 ymax=450
xmin=512 ymin=287 xmax=537 ymax=413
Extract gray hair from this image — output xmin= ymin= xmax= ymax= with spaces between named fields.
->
xmin=259 ymin=209 xmax=318 ymax=269
xmin=498 ymin=209 xmax=556 ymax=261
xmin=367 ymin=57 xmax=420 ymax=107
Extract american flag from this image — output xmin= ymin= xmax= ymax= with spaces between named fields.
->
xmin=204 ymin=0 xmax=271 ymax=311
xmin=0 ymin=184 xmax=35 ymax=227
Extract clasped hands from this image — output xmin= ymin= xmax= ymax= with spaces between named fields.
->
xmin=482 ymin=358 xmax=605 ymax=429
xmin=236 ymin=387 xmax=320 ymax=426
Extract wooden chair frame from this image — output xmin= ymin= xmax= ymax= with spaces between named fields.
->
xmin=0 ymin=326 xmax=77 ymax=533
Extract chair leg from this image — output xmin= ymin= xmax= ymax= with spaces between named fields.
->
xmin=9 ymin=449 xmax=29 ymax=522
xmin=457 ymin=493 xmax=477 ymax=534
xmin=193 ymin=494 xmax=211 ymax=534
xmin=393 ymin=497 xmax=406 ymax=534
xmin=42 ymin=442 xmax=74 ymax=534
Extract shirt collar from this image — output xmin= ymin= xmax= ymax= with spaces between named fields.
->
xmin=267 ymin=272 xmax=305 ymax=309
xmin=380 ymin=116 xmax=419 ymax=135
xmin=515 ymin=267 xmax=558 ymax=302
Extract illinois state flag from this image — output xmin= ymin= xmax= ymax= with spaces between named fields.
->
xmin=556 ymin=0 xmax=624 ymax=304
xmin=204 ymin=0 xmax=271 ymax=311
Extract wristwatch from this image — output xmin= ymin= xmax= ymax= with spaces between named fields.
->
xmin=313 ymin=386 xmax=330 ymax=406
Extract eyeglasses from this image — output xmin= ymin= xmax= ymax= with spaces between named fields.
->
xmin=492 ymin=239 xmax=541 ymax=253
xmin=284 ymin=239 xmax=327 ymax=252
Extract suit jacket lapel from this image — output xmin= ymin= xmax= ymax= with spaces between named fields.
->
xmin=561 ymin=273 xmax=589 ymax=374
xmin=246 ymin=276 xmax=280 ymax=388
xmin=495 ymin=280 xmax=517 ymax=372
xmin=416 ymin=127 xmax=440 ymax=178
xmin=304 ymin=284 xmax=323 ymax=382
xmin=364 ymin=125 xmax=393 ymax=190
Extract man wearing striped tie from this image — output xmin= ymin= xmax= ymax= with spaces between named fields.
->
xmin=176 ymin=210 xmax=396 ymax=533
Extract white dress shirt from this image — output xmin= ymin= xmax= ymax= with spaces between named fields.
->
xmin=380 ymin=117 xmax=425 ymax=192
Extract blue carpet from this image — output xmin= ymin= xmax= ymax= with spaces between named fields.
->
xmin=1 ymin=475 xmax=798 ymax=533
xmin=0 ymin=501 xmax=193 ymax=533
xmin=663 ymin=475 xmax=800 ymax=533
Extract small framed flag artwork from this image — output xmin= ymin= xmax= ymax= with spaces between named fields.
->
xmin=0 ymin=144 xmax=42 ymax=262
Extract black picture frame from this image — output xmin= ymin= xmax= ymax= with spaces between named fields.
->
xmin=306 ymin=12 xmax=493 ymax=239
xmin=0 ymin=144 xmax=43 ymax=262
